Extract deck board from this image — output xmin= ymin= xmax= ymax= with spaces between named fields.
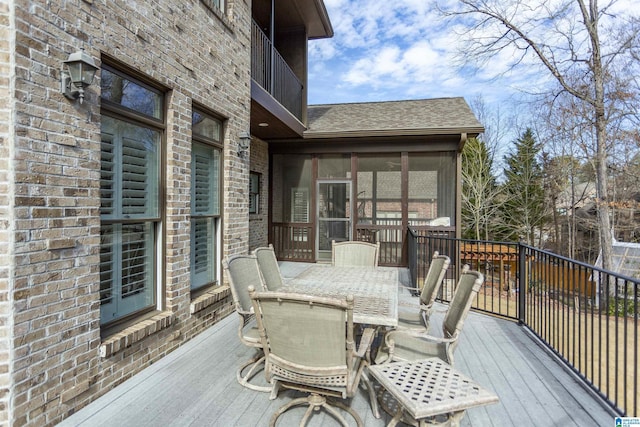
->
xmin=460 ymin=314 xmax=562 ymax=426
xmin=58 ymin=263 xmax=616 ymax=427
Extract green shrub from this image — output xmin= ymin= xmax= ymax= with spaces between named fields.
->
xmin=607 ymin=298 xmax=637 ymax=317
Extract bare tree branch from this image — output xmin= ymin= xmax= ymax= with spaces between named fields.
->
xmin=440 ymin=0 xmax=640 ymax=270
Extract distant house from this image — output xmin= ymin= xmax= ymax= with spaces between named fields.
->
xmin=556 ymin=181 xmax=596 ymax=214
xmin=0 ymin=0 xmax=482 ymax=424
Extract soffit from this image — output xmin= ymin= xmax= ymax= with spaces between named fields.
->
xmin=254 ymin=0 xmax=333 ymax=39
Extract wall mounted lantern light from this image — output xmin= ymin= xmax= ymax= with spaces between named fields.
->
xmin=238 ymin=131 xmax=251 ymax=157
xmin=60 ymin=49 xmax=98 ymax=104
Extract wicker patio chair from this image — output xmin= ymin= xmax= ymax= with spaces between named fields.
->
xmin=331 ymin=240 xmax=380 ymax=268
xmin=248 ymin=287 xmax=377 ymax=427
xmin=376 ymin=268 xmax=484 ymax=366
xmin=253 ymin=244 xmax=284 ymax=291
xmin=396 ymin=252 xmax=451 ymax=331
xmin=221 ymin=254 xmax=271 ymax=392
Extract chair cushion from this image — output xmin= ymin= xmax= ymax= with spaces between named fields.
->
xmin=375 ymin=334 xmax=447 ymax=364
xmin=396 ymin=307 xmax=424 ymax=329
xmin=243 ymin=324 xmax=261 ymax=343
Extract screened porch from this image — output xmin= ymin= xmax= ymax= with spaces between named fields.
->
xmin=270 ymin=151 xmax=457 ymax=266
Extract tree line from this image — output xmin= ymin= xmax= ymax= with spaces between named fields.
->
xmin=462 ymin=125 xmax=639 ymax=264
xmin=445 ymin=0 xmax=640 ymax=268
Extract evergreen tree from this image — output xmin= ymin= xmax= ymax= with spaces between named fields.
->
xmin=498 ymin=128 xmax=546 ymax=245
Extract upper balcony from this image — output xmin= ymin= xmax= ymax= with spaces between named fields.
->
xmin=250 ymin=0 xmax=333 ymax=140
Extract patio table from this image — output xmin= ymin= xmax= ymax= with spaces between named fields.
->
xmin=282 ymin=265 xmax=399 ymax=328
xmin=368 ymin=357 xmax=499 ymax=426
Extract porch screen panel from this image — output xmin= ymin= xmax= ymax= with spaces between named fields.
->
xmin=356 ymin=155 xmax=402 ymax=226
xmin=272 ymin=154 xmax=312 ymax=223
xmin=272 ymin=154 xmax=313 ymax=260
xmin=318 ymin=154 xmax=350 ymax=178
xmin=408 ymin=153 xmax=456 ymax=226
xmin=356 ymin=154 xmax=402 ymax=264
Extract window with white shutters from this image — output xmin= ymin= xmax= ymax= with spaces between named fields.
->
xmin=190 ymin=109 xmax=222 ymax=291
xmin=100 ymin=66 xmax=163 ymax=326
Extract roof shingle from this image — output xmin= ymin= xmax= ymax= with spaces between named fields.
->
xmin=305 ymin=97 xmax=484 ymax=138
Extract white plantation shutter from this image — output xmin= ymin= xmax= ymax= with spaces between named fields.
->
xmin=192 ymin=145 xmax=219 ymax=215
xmin=122 ymin=137 xmax=152 ymax=216
xmin=100 ymin=225 xmax=115 ymax=307
xmin=100 ymin=115 xmax=160 ymax=324
xmin=190 ymin=142 xmax=220 ymax=289
xmin=100 ymin=134 xmax=116 ymax=216
xmin=291 ymin=188 xmax=309 ymax=222
xmin=192 ymin=219 xmax=210 ymax=276
xmin=100 ymin=223 xmax=155 ymax=322
xmin=101 ymin=117 xmax=159 ymax=219
xmin=120 ymin=224 xmax=152 ymax=298
xmin=291 ymin=187 xmax=309 ymax=243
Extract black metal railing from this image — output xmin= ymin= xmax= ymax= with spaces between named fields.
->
xmin=408 ymin=228 xmax=639 ymax=417
xmin=251 ymin=21 xmax=303 ymax=121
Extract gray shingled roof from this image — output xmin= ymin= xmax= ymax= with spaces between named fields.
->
xmin=305 ymin=97 xmax=484 ymax=138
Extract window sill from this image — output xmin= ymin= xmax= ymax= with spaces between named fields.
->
xmin=99 ymin=311 xmax=175 ymax=358
xmin=190 ymin=286 xmax=230 ymax=314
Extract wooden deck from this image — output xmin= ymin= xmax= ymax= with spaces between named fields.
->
xmin=58 ymin=263 xmax=616 ymax=427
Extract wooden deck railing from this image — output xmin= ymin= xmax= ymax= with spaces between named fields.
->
xmin=408 ymin=229 xmax=639 ymax=417
xmin=251 ymin=21 xmax=303 ymax=121
xmin=355 ymin=224 xmax=405 ymax=266
xmin=272 ymin=223 xmax=314 ymax=262
xmin=272 ymin=222 xmax=454 ymax=266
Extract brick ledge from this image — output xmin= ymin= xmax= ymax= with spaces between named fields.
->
xmin=100 ymin=311 xmax=175 ymax=358
xmin=190 ymin=286 xmax=230 ymax=314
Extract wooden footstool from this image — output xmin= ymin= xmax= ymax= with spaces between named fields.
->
xmin=368 ymin=358 xmax=499 ymax=426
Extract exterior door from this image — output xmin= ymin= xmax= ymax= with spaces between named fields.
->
xmin=317 ymin=180 xmax=352 ymax=261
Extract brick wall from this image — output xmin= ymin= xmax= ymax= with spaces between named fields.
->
xmin=249 ymin=138 xmax=269 ymax=250
xmin=0 ymin=1 xmax=12 ymax=424
xmin=7 ymin=0 xmax=251 ymax=425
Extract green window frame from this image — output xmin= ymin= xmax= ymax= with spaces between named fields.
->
xmin=191 ymin=109 xmax=223 ymax=291
xmin=100 ymin=66 xmax=164 ymax=326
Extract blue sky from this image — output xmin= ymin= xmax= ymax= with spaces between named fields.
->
xmin=307 ymin=0 xmax=636 ymax=111
xmin=307 ymin=0 xmax=532 ymax=107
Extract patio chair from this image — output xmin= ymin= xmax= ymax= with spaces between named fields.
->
xmin=253 ymin=244 xmax=284 ymax=291
xmin=221 ymin=254 xmax=271 ymax=392
xmin=396 ymin=252 xmax=451 ymax=331
xmin=376 ymin=268 xmax=484 ymax=366
xmin=331 ymin=240 xmax=380 ymax=267
xmin=248 ymin=287 xmax=377 ymax=427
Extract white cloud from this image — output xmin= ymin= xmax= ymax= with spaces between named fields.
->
xmin=308 ymin=0 xmax=639 ymax=107
xmin=342 ymin=40 xmax=445 ymax=89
